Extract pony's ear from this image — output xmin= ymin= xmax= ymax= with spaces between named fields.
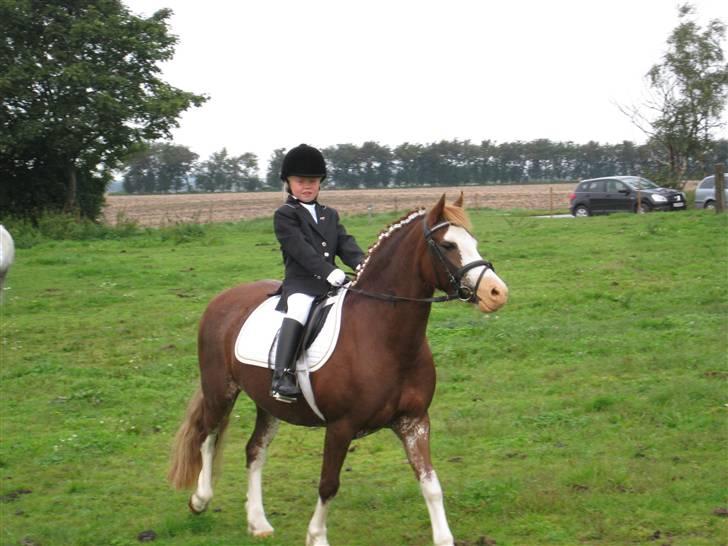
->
xmin=427 ymin=194 xmax=447 ymax=225
xmin=452 ymin=191 xmax=464 ymax=208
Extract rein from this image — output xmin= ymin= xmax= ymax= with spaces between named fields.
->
xmin=343 ymin=217 xmax=494 ymax=304
xmin=342 ymin=285 xmax=461 ymax=304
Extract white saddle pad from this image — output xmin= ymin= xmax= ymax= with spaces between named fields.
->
xmin=235 ymin=290 xmax=347 ymax=373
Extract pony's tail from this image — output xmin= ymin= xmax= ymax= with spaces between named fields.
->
xmin=168 ymin=388 xmax=207 ymax=490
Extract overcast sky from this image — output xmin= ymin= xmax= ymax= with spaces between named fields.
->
xmin=123 ymin=0 xmax=727 ymax=172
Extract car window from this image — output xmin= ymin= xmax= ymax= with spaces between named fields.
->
xmin=606 ymin=180 xmax=628 ymax=192
xmin=700 ymin=177 xmax=715 ymax=190
xmin=578 ymin=180 xmax=605 ymax=192
xmin=631 ymin=177 xmax=660 ymax=190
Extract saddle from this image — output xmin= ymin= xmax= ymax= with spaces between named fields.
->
xmin=302 ymin=294 xmax=336 ymax=352
xmin=234 ymin=288 xmax=348 ymax=420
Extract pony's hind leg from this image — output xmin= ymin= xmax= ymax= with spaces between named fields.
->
xmin=168 ymin=387 xmax=236 ymax=515
xmin=392 ymin=414 xmax=454 ymax=546
xmin=189 ymin=431 xmax=218 ymax=513
xmin=245 ymin=407 xmax=280 ymax=537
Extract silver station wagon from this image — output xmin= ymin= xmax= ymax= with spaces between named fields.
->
xmin=694 ymin=175 xmax=728 ymax=209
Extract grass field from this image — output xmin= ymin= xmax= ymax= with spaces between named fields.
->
xmin=1 ymin=204 xmax=727 ymax=546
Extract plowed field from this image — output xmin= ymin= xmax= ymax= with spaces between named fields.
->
xmin=104 ymin=184 xmax=575 ymax=227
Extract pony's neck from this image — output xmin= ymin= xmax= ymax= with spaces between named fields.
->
xmin=353 ymin=214 xmax=433 ymax=301
xmin=348 ymin=211 xmax=438 ymax=358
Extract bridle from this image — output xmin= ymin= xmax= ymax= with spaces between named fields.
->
xmin=422 ymin=218 xmax=494 ymax=303
xmin=343 ymin=217 xmax=495 ymax=304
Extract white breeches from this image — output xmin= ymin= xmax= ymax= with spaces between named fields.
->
xmin=286 ymin=293 xmax=315 ymax=325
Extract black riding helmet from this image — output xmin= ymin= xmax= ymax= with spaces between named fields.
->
xmin=280 ymin=144 xmax=327 ymax=189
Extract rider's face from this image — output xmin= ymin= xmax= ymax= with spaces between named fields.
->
xmin=288 ymin=176 xmax=321 ymax=203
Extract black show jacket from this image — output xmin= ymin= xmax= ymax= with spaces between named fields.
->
xmin=274 ymin=195 xmax=364 ymax=309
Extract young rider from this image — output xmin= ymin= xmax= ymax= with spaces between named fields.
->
xmin=271 ymin=144 xmax=365 ymax=402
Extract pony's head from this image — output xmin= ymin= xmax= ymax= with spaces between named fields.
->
xmin=424 ymin=193 xmax=508 ymax=313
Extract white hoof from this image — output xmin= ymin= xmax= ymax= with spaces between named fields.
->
xmin=248 ymin=520 xmax=275 ymax=537
xmin=188 ymin=493 xmax=210 ymax=514
xmin=306 ymin=531 xmax=330 ymax=546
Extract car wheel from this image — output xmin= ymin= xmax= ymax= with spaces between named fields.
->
xmin=573 ymin=205 xmax=590 ymax=217
xmin=636 ymin=201 xmax=652 ymax=214
xmin=704 ymin=200 xmax=715 ymax=209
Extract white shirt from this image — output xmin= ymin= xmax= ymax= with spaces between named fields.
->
xmin=301 ymin=202 xmax=318 ymax=223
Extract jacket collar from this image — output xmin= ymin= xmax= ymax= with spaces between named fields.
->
xmin=287 ymin=195 xmax=328 ymax=235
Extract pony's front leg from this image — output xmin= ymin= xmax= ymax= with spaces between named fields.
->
xmin=307 ymin=423 xmax=353 ymax=546
xmin=392 ymin=415 xmax=454 ymax=546
xmin=245 ymin=408 xmax=280 ymax=537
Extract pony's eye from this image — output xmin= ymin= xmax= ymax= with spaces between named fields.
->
xmin=439 ymin=242 xmax=456 ymax=251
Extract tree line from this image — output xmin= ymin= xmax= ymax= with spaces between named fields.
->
xmin=120 ymin=138 xmax=728 ymax=194
xmin=121 ymin=144 xmax=260 ymax=193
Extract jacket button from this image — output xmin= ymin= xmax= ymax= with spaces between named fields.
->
xmin=324 ymin=252 xmax=330 ymax=257
xmin=321 ymin=242 xmax=327 ymax=247
xmin=315 ymin=275 xmax=321 ymax=279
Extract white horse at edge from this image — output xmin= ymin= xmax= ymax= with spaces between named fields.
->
xmin=0 ymin=225 xmax=15 ymax=295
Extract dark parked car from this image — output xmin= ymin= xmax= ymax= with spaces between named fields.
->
xmin=694 ymin=175 xmax=728 ymax=209
xmin=569 ymin=176 xmax=686 ymax=217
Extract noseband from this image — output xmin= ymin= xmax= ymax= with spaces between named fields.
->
xmin=422 ymin=218 xmax=494 ymax=303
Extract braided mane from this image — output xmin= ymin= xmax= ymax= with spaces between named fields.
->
xmin=352 ymin=203 xmax=471 ymax=286
xmin=351 ymin=208 xmax=425 ymax=286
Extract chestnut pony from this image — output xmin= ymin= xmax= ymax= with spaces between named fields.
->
xmin=168 ymin=194 xmax=508 ymax=546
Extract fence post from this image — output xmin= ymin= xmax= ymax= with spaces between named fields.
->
xmin=637 ymin=188 xmax=642 ymax=213
xmin=715 ymin=163 xmax=725 ymax=214
xmin=549 ymin=186 xmax=554 ymax=217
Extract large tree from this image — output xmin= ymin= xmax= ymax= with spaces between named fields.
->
xmin=0 ymin=0 xmax=206 ymax=219
xmin=623 ymin=3 xmax=727 ymax=187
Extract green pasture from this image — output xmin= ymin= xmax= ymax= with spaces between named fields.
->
xmin=1 ymin=206 xmax=726 ymax=546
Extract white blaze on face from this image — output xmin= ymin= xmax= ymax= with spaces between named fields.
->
xmin=442 ymin=225 xmax=508 ymax=312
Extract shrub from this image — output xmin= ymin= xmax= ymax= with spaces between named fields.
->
xmin=0 ymin=212 xmax=142 ymax=247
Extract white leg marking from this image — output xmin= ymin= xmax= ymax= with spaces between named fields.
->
xmin=246 ymin=421 xmax=279 ymax=537
xmin=397 ymin=417 xmax=455 ymax=546
xmin=306 ymin=497 xmax=330 ymax=546
xmin=246 ymin=457 xmax=274 ymax=536
xmin=421 ymin=471 xmax=454 ymax=546
xmin=190 ymin=433 xmax=217 ymax=513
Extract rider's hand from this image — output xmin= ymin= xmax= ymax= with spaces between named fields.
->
xmin=326 ymin=268 xmax=347 ymax=287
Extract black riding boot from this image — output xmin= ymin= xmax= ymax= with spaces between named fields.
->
xmin=270 ymin=318 xmax=304 ymax=403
